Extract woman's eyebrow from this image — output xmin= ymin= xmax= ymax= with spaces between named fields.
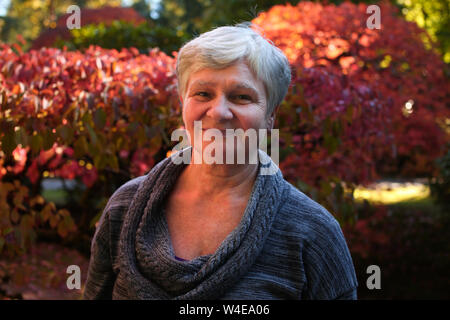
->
xmin=190 ymin=80 xmax=216 ymax=89
xmin=231 ymin=82 xmax=259 ymax=95
xmin=189 ymin=80 xmax=260 ymax=96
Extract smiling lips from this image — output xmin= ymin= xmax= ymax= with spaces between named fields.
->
xmin=201 ymin=128 xmax=235 ymax=135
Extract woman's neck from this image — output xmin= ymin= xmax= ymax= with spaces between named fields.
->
xmin=178 ymin=160 xmax=258 ymax=203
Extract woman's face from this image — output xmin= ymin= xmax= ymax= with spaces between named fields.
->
xmin=181 ymin=60 xmax=273 ymax=163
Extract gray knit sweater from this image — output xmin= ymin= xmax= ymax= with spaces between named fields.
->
xmin=83 ymin=147 xmax=358 ymax=300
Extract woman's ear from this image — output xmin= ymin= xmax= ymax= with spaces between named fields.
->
xmin=266 ymin=105 xmax=279 ymax=130
xmin=267 ymin=116 xmax=274 ymax=130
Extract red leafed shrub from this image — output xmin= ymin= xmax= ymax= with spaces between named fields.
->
xmin=252 ymin=1 xmax=449 ymax=220
xmin=0 ymin=44 xmax=180 ymax=256
xmin=1 ymin=1 xmax=449 ymax=258
xmin=31 ymin=6 xmax=146 ymax=50
xmin=342 ymin=205 xmax=390 ymax=259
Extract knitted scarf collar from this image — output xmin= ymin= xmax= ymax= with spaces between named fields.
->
xmin=118 ymin=146 xmax=287 ymax=299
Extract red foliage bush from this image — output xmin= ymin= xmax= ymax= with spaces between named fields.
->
xmin=0 ymin=44 xmax=179 ymax=256
xmin=1 ymin=1 xmax=449 ymax=257
xmin=252 ymin=1 xmax=449 ymax=272
xmin=253 ymin=1 xmax=449 ymax=187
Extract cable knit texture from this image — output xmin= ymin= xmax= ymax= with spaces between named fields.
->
xmin=83 ymin=147 xmax=358 ymax=300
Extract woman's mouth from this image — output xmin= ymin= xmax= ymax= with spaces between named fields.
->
xmin=201 ymin=128 xmax=235 ymax=136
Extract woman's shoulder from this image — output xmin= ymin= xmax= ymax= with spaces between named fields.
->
xmin=104 ymin=175 xmax=148 ymax=215
xmin=276 ymin=181 xmax=344 ymax=241
xmin=274 ymin=181 xmax=358 ymax=298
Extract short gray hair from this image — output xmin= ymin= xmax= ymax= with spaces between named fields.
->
xmin=176 ymin=23 xmax=291 ymax=117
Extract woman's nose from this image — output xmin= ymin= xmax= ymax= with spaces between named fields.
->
xmin=206 ymin=94 xmax=233 ymax=120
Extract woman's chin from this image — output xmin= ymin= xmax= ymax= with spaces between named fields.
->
xmin=192 ymin=144 xmax=258 ymax=165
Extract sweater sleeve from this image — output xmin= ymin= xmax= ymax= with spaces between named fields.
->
xmin=82 ymin=206 xmax=116 ymax=300
xmin=301 ymin=212 xmax=358 ymax=300
xmin=334 ymin=287 xmax=358 ymax=300
xmin=82 ymin=176 xmax=145 ymax=299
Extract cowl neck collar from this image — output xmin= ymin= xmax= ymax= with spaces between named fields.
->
xmin=118 ymin=146 xmax=287 ymax=299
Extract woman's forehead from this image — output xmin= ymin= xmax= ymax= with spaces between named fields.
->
xmin=186 ymin=64 xmax=265 ymax=93
xmin=189 ymin=79 xmax=259 ymax=91
xmin=190 ymin=60 xmax=257 ymax=79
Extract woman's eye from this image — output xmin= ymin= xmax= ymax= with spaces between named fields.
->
xmin=195 ymin=92 xmax=209 ymax=97
xmin=235 ymin=95 xmax=252 ymax=101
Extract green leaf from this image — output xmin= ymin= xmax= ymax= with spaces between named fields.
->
xmin=0 ymin=90 xmax=7 ymax=111
xmin=324 ymin=133 xmax=339 ymax=154
xmin=20 ymin=214 xmax=34 ymax=230
xmin=85 ymin=122 xmax=98 ymax=146
xmin=49 ymin=213 xmax=59 ymax=229
xmin=345 ymin=105 xmax=354 ymax=124
xmin=320 ymin=180 xmax=333 ymax=197
xmin=127 ymin=121 xmax=139 ymax=135
xmin=63 ymin=214 xmax=76 ymax=231
xmin=57 ymin=221 xmax=68 ymax=238
xmin=108 ymin=154 xmax=119 ymax=171
xmin=30 ymin=134 xmax=43 ymax=155
xmin=74 ymin=136 xmax=89 ymax=158
xmin=94 ymin=108 xmax=107 ymax=130
xmin=93 ymin=154 xmax=107 ymax=170
xmin=0 ymin=236 xmax=5 ymax=253
xmin=334 ymin=182 xmax=344 ymax=202
xmin=1 ymin=132 xmax=16 ymax=156
xmin=56 ymin=125 xmax=74 ymax=144
xmin=87 ymin=138 xmax=99 ymax=157
xmin=14 ymin=127 xmax=29 ymax=147
xmin=40 ymin=202 xmax=56 ymax=223
xmin=3 ymin=227 xmax=13 ymax=235
xmin=42 ymin=128 xmax=55 ymax=150
xmin=332 ymin=119 xmax=342 ymax=137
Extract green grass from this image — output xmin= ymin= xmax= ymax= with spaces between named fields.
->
xmin=386 ymin=196 xmax=436 ymax=211
xmin=41 ymin=189 xmax=69 ymax=206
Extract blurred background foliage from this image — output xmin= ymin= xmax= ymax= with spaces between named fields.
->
xmin=397 ymin=0 xmax=449 ymax=63
xmin=1 ymin=1 xmax=122 ymax=46
xmin=0 ymin=0 xmax=449 ymax=62
xmin=56 ymin=21 xmax=186 ymax=55
xmin=0 ymin=0 xmax=449 ymax=300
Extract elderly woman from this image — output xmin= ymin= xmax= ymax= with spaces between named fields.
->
xmin=83 ymin=24 xmax=358 ymax=300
